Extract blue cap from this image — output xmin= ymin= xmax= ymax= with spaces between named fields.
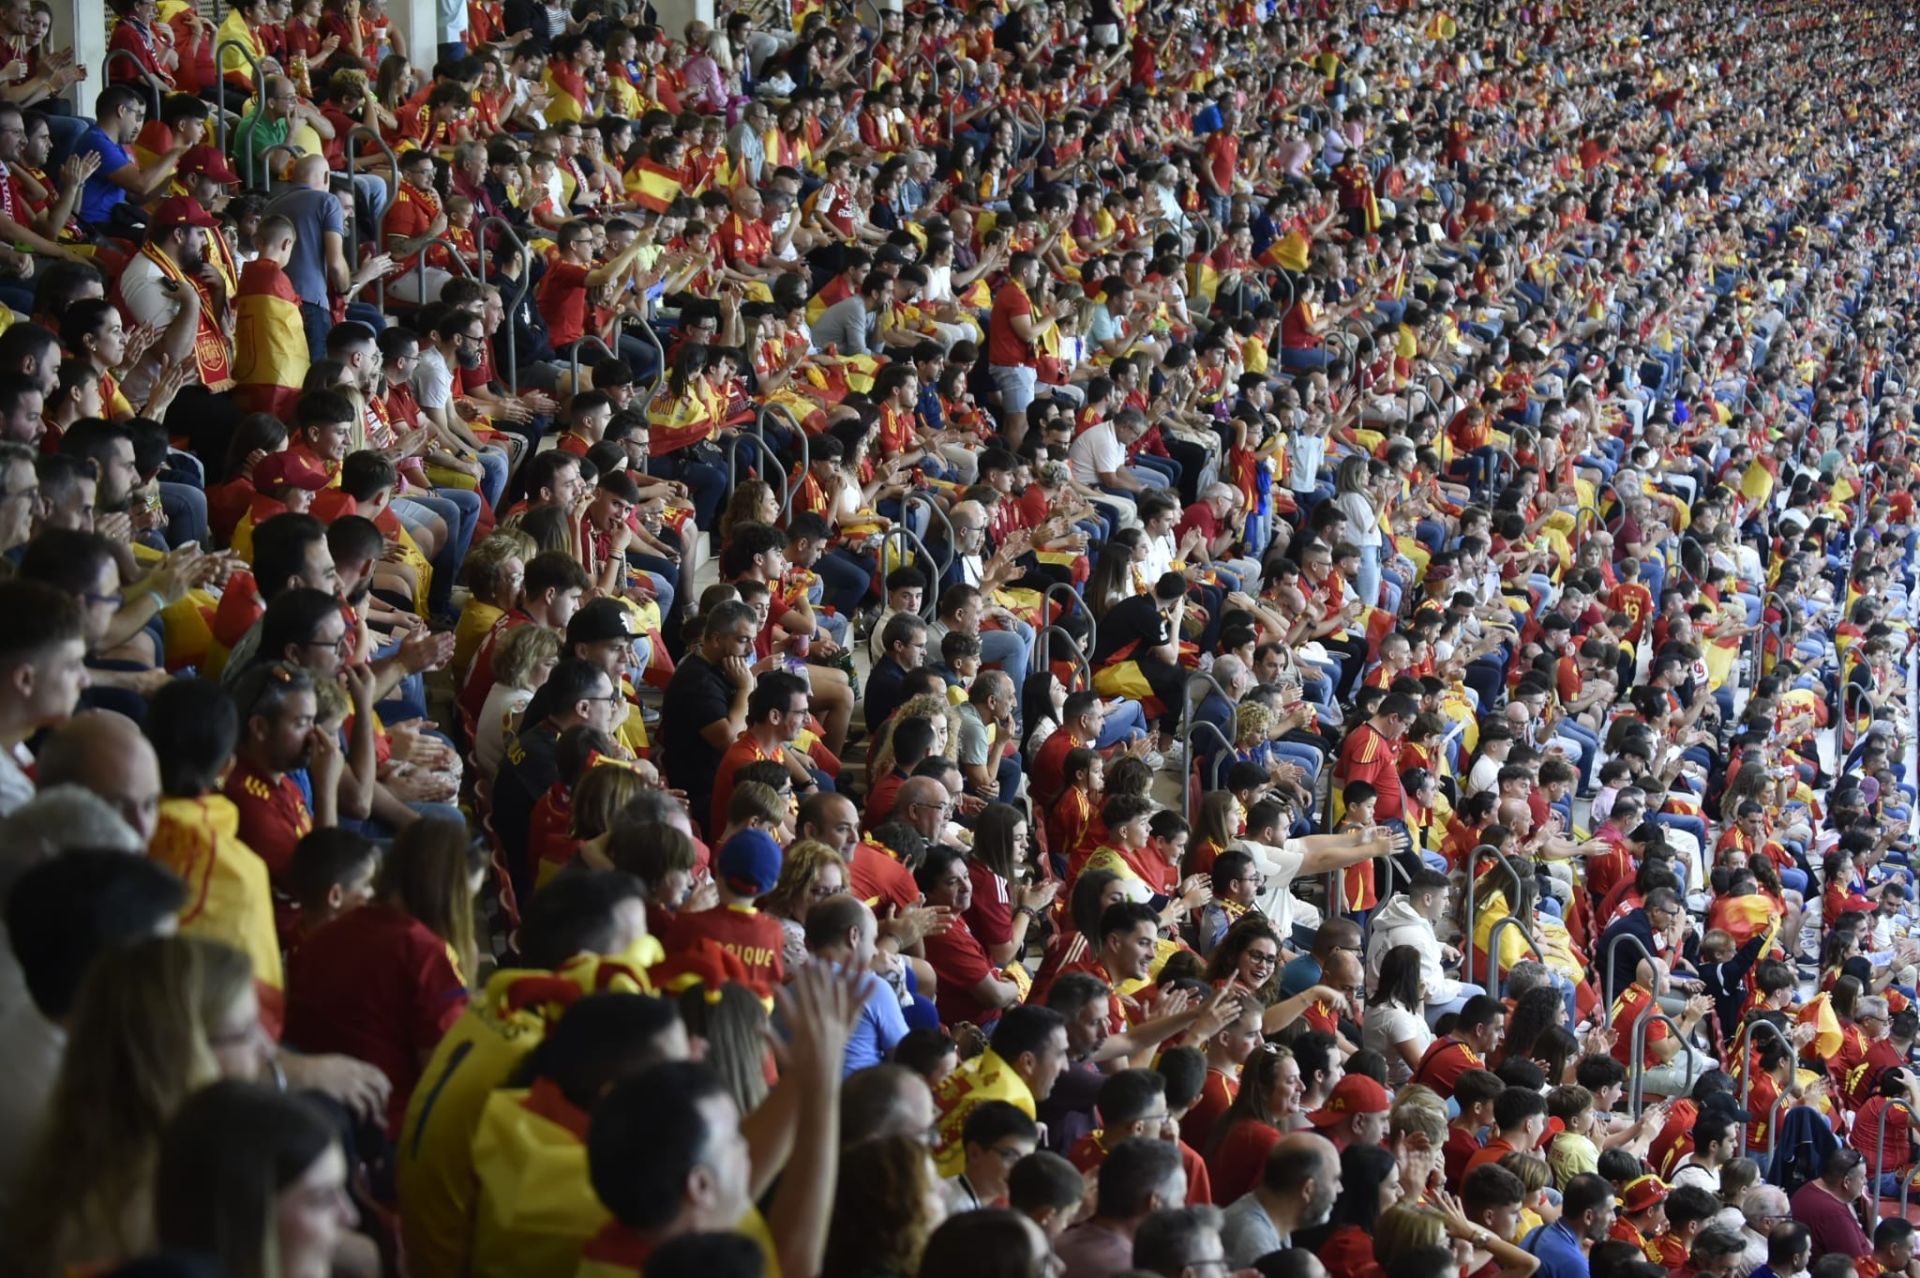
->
xmin=717 ymin=828 xmax=784 ymax=898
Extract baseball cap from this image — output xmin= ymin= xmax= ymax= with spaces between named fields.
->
xmin=1306 ymin=1074 xmax=1391 ymax=1126
xmin=716 ymin=828 xmax=783 ymax=899
xmin=254 ymin=450 xmax=329 ymax=492
xmin=566 ymin=597 xmax=638 ymax=647
xmin=1619 ymin=1174 xmax=1669 ymax=1214
xmin=150 ymin=195 xmax=221 ymax=232
xmin=180 ymin=146 xmax=240 ymax=185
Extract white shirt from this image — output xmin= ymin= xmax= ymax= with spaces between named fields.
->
xmin=1235 ymin=836 xmax=1309 ymax=937
xmin=413 ymin=346 xmax=458 ymax=412
xmin=1068 ymin=422 xmax=1128 ymax=488
xmin=1363 ymin=1002 xmax=1433 ymax=1086
xmin=1140 ymin=529 xmax=1176 ymax=582
xmin=1670 ymin=1162 xmax=1721 ymax=1194
xmin=474 ymin=683 xmax=534 ymax=780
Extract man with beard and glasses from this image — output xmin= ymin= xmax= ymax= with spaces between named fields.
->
xmin=1528 ymin=1172 xmax=1619 ymax=1278
xmin=1219 ymin=1132 xmax=1341 ymax=1264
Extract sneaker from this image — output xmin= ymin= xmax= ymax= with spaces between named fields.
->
xmin=1160 ymin=742 xmax=1186 ymax=771
xmin=1141 ymin=749 xmax=1167 ymax=769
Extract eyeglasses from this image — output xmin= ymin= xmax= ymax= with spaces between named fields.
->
xmin=304 ymin=633 xmax=351 ymax=654
xmin=1245 ymin=951 xmax=1279 ymax=969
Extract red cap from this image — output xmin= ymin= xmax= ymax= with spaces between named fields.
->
xmin=1620 ymin=1175 xmax=1669 ymax=1215
xmin=1306 ymin=1074 xmax=1392 ymax=1126
xmin=254 ymin=450 xmax=330 ymax=492
xmin=180 ymin=146 xmax=240 ymax=184
xmin=150 ymin=195 xmax=222 ymax=232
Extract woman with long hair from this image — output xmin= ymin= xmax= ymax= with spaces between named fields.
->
xmin=822 ymin=1134 xmax=947 ymax=1278
xmin=285 ymin=817 xmax=485 ymax=1137
xmin=1085 ymin=527 xmax=1146 ymax=620
xmin=1496 ymin=985 xmax=1567 ymax=1071
xmin=719 ymin=478 xmax=781 ymax=546
xmin=761 ymin=840 xmax=850 ymax=971
xmin=473 ymin=622 xmax=562 ymax=781
xmin=1294 ymin=1143 xmax=1402 ymax=1264
xmin=155 ymin=1080 xmax=356 ymax=1278
xmin=1334 ymin=453 xmax=1386 ymax=607
xmin=1205 ymin=1043 xmax=1303 ymax=1204
xmin=1365 ymin=943 xmax=1434 ymax=1085
xmin=12 ymin=936 xmax=257 ymax=1275
xmin=968 ymin=802 xmax=1058 ymax=966
xmin=1033 ymin=867 xmax=1125 ymax=990
xmin=676 ymin=982 xmax=770 ymax=1117
xmin=1204 ymin=915 xmax=1285 ymax=1004
xmin=1188 ymin=791 xmax=1244 ymax=878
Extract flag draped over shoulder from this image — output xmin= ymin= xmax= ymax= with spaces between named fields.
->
xmin=232 ymin=258 xmax=309 ymax=418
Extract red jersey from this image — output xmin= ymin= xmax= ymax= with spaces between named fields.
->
xmin=661 ymin=904 xmax=785 ymax=997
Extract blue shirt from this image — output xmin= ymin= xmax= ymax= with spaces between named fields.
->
xmin=75 ymin=127 xmax=134 ymax=226
xmin=1524 ymin=1221 xmax=1590 ymax=1278
xmin=1278 ymin=954 xmax=1322 ymax=999
xmin=843 ymin=966 xmax=910 ymax=1074
xmin=266 ymin=185 xmax=345 ymax=305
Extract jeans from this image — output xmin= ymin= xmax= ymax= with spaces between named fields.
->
xmin=394 ymin=489 xmax=479 ymax=613
xmin=1424 ymin=982 xmax=1487 ymax=1027
xmin=815 ymin=549 xmax=873 ymax=617
xmin=648 ymin=452 xmax=726 ymax=530
xmin=980 ymin=619 xmax=1034 ymax=690
xmin=159 ymin=480 xmax=209 ymax=548
xmin=1095 ymin=699 xmax=1151 ymax=747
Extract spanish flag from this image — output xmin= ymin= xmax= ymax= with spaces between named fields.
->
xmin=625 ymin=157 xmax=682 ymax=214
xmin=932 ymin=1047 xmax=1037 ymax=1176
xmin=1706 ymin=894 xmax=1781 ymax=953
xmin=543 ymin=62 xmax=589 ymax=124
xmin=1797 ymin=992 xmax=1843 ymax=1059
xmin=232 ymin=257 xmax=308 ymax=419
xmin=1259 ymin=229 xmax=1311 ymax=272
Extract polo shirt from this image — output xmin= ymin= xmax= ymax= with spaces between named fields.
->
xmin=1524 ymin=1220 xmax=1591 ymax=1278
xmin=536 ymin=258 xmax=592 ymax=349
xmin=662 ymin=904 xmax=784 ymax=997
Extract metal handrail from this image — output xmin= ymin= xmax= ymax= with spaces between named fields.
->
xmin=409 ymin=234 xmax=481 ymax=305
xmin=1486 ymin=914 xmax=1546 ymax=999
xmin=1041 ymin=581 xmax=1092 ymax=655
xmin=1463 ymin=843 xmax=1529 ymax=983
xmin=569 ymin=335 xmax=617 ymax=397
xmin=727 ymin=432 xmax=789 ymax=513
xmin=1035 ymin=625 xmax=1090 ymax=692
xmin=215 ymin=39 xmax=268 ymax=188
xmin=623 ymin=312 xmax=668 ymax=402
xmin=258 ymin=142 xmax=302 ymax=189
xmin=346 ymin=125 xmax=400 ymax=309
xmin=1628 ymin=1007 xmax=1703 ymax=1116
xmin=1180 ymin=720 xmax=1235 ymax=824
xmin=879 ymin=524 xmax=940 ymax=620
xmin=475 ymin=215 xmax=531 ymax=395
xmin=1602 ymin=930 xmax=1661 ymax=1012
xmin=757 ymin=402 xmax=809 ymax=521
xmin=103 ymin=49 xmax=168 ymax=113
xmin=903 ymin=490 xmax=954 ymax=571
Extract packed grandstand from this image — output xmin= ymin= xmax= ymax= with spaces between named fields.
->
xmin=0 ymin=0 xmax=1917 ymax=1274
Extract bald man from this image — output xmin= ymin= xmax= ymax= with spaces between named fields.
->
xmin=1220 ymin=1131 xmax=1342 ymax=1263
xmin=894 ymin=775 xmax=957 ymax=846
xmin=266 ymin=149 xmax=393 ymax=361
xmin=36 ymin=710 xmax=162 ymax=844
xmin=841 ymin=1062 xmax=937 ymax=1147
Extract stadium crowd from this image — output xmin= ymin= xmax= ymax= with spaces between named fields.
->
xmin=4 ymin=0 xmax=1920 ymax=1274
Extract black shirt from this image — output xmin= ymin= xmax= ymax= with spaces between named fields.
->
xmin=493 ymin=720 xmax=559 ymax=897
xmin=662 ymin=652 xmax=737 ymax=816
xmin=1093 ymin=594 xmax=1173 ymax=667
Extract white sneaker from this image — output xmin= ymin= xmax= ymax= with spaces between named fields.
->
xmin=1160 ymin=742 xmax=1186 ymax=771
xmin=1141 ymin=749 xmax=1167 ymax=769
